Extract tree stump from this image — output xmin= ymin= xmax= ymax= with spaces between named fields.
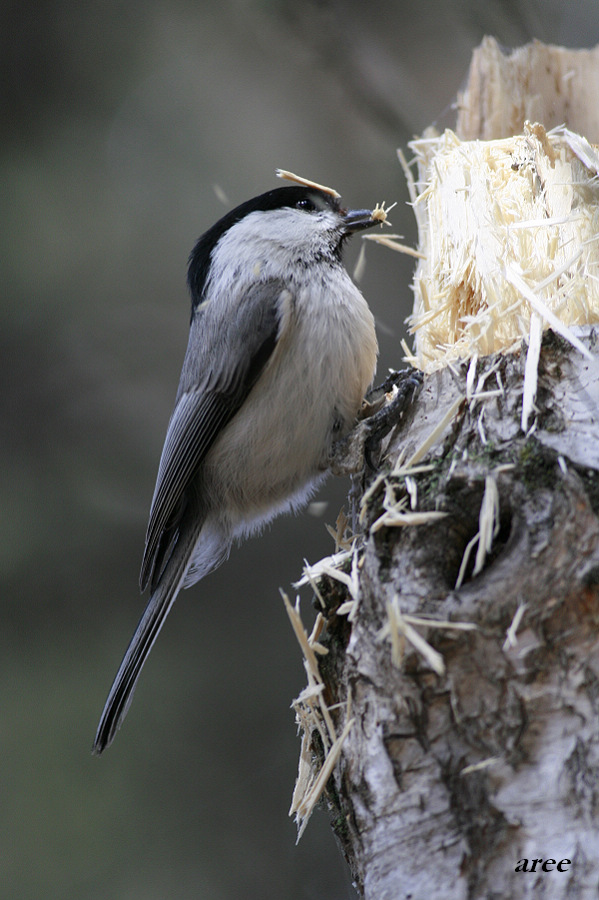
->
xmin=288 ymin=39 xmax=599 ymax=900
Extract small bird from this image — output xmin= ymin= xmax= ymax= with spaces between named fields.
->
xmin=93 ymin=183 xmax=381 ymax=753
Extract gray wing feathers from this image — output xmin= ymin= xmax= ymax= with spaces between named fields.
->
xmin=140 ymin=391 xmax=233 ymax=591
xmin=93 ymin=280 xmax=289 ymax=753
xmin=139 ymin=278 xmax=287 ymax=592
xmin=92 ymin=509 xmax=204 ymax=754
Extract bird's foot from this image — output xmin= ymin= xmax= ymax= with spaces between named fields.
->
xmin=330 ymin=368 xmax=423 ymax=475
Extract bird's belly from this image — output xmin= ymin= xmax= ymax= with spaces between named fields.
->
xmin=200 ymin=300 xmax=376 ymax=527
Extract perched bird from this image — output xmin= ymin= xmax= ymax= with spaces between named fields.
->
xmin=93 ymin=184 xmax=381 ymax=753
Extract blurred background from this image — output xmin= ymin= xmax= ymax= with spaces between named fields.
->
xmin=3 ymin=2 xmax=599 ymax=897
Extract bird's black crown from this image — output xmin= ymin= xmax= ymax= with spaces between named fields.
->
xmin=187 ymin=187 xmax=341 ymax=313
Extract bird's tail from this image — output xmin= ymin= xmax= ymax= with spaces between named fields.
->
xmin=92 ymin=553 xmax=190 ymax=754
xmin=92 ymin=514 xmax=229 ymax=754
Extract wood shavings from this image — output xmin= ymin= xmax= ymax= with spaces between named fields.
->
xmin=359 ymin=472 xmax=387 ymax=521
xmin=300 ymin=559 xmax=326 ymax=609
xmin=503 ymin=603 xmax=528 ymax=651
xmin=460 ymin=757 xmax=501 ymax=775
xmin=308 ymin=612 xmax=327 ymax=653
xmin=466 ymin=356 xmax=505 ymax=411
xmin=473 ymin=474 xmax=500 ymax=575
xmin=401 ymin=614 xmax=477 ymax=632
xmin=378 ymin=597 xmax=476 ymax=674
xmin=275 ymin=168 xmax=340 ymax=197
xmin=394 ymin=395 xmax=464 ymax=474
xmin=405 ymin=475 xmax=418 ymax=509
xmin=285 ymin=381 xmax=476 ymax=838
xmin=324 ymin=508 xmax=354 ymax=553
xmin=379 ymin=595 xmax=445 ymax=675
xmin=316 ymin=562 xmax=357 ymax=598
xmin=466 ymin=355 xmax=479 ymax=402
xmin=293 ymin=549 xmax=352 ymax=588
xmin=402 ymin=123 xmax=599 ymax=379
xmin=294 ymin=544 xmax=361 ymax=610
xmin=291 ymin=716 xmax=355 ymax=842
xmin=335 ymin=600 xmax=355 ymax=617
xmin=276 ymin=174 xmax=393 ymax=229
xmin=371 ymin=506 xmax=447 ymax=533
xmin=353 ymin=241 xmax=367 ymax=282
xmin=371 ymin=200 xmax=396 ymax=224
xmin=282 ymin=592 xmax=328 ymax=700
xmin=455 ymin=472 xmax=502 ymax=589
xmin=555 ymin=125 xmax=599 ymax=175
xmin=521 ymin=310 xmax=543 ymax=432
xmin=504 ymin=261 xmax=594 ymax=428
xmin=477 ymin=408 xmax=488 ymax=445
xmin=363 ymin=233 xmax=426 ymax=258
xmin=283 ymin=590 xmax=355 ymax=839
xmin=504 ymin=263 xmax=592 ymax=360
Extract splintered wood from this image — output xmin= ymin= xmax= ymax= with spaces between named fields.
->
xmin=404 ymin=122 xmax=599 ymax=429
xmin=456 ymin=37 xmax=599 ymax=142
xmin=282 ymin=591 xmax=354 ymax=841
xmin=284 ymin=41 xmax=599 ymax=854
xmin=275 ymin=168 xmax=394 ymax=226
xmin=405 ymin=123 xmax=599 ymax=375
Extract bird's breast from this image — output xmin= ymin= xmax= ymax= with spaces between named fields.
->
xmin=201 ymin=275 xmax=377 ymax=523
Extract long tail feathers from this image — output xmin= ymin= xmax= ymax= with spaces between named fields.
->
xmin=92 ymin=555 xmax=189 ymax=755
xmin=93 ymin=512 xmax=232 ymax=754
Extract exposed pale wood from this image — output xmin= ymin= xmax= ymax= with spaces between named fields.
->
xmin=289 ymin=39 xmax=599 ymax=899
xmin=456 ymin=36 xmax=599 ymax=142
xmin=406 ymin=124 xmax=599 ymax=378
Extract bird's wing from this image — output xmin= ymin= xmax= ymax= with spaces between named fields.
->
xmin=140 ymin=279 xmax=290 ymax=591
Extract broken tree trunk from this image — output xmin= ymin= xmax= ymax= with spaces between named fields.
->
xmin=288 ymin=39 xmax=599 ymax=900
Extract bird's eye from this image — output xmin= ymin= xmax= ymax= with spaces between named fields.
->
xmin=296 ymin=198 xmax=317 ymax=212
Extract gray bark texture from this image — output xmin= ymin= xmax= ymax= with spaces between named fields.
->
xmin=315 ymin=327 xmax=599 ymax=899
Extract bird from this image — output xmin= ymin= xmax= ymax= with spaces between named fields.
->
xmin=93 ymin=183 xmax=381 ymax=753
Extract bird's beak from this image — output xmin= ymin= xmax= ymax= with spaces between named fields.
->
xmin=341 ymin=208 xmax=379 ymax=234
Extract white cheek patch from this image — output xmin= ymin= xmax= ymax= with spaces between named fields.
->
xmin=210 ymin=207 xmax=342 ymax=285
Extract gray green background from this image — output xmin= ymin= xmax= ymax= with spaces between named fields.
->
xmin=3 ymin=2 xmax=599 ymax=897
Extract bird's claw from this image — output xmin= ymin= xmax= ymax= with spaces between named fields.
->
xmin=330 ymin=368 xmax=423 ymax=475
xmin=363 ymin=369 xmax=423 ymax=470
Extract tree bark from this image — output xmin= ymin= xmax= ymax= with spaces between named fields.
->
xmin=288 ymin=39 xmax=599 ymax=900
xmin=319 ymin=328 xmax=599 ymax=899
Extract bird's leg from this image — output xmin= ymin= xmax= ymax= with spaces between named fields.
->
xmin=329 ymin=368 xmax=422 ymax=535
xmin=329 ymin=368 xmax=423 ymax=477
xmin=363 ymin=368 xmax=423 ymax=470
